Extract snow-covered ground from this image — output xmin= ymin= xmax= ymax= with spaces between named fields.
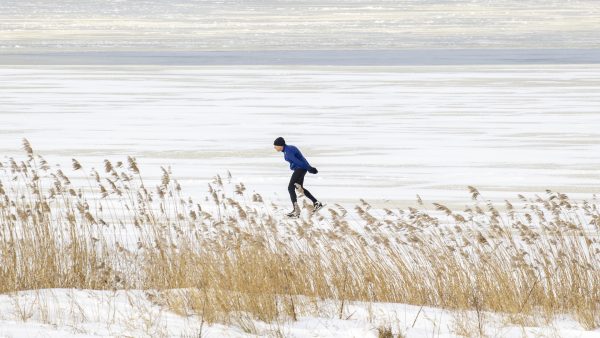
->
xmin=1 ymin=64 xmax=600 ymax=209
xmin=0 ymin=289 xmax=596 ymax=338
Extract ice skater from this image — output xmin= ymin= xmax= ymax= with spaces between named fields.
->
xmin=273 ymin=137 xmax=323 ymax=218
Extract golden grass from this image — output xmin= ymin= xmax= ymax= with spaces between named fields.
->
xmin=0 ymin=139 xmax=598 ymax=331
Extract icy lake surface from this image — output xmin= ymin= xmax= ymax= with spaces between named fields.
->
xmin=1 ymin=0 xmax=599 ymax=51
xmin=1 ymin=64 xmax=599 ymax=207
xmin=2 ymin=0 xmax=599 ymax=207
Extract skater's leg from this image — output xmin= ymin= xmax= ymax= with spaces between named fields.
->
xmin=288 ymin=169 xmax=304 ymax=206
xmin=295 ymin=169 xmax=318 ymax=203
xmin=288 ymin=181 xmax=297 ymax=205
xmin=302 ymin=188 xmax=317 ymax=203
xmin=286 ymin=170 xmax=306 ymax=217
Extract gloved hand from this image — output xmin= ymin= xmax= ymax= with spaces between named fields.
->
xmin=308 ymin=167 xmax=318 ymax=174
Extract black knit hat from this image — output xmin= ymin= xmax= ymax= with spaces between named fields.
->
xmin=273 ymin=137 xmax=286 ymax=146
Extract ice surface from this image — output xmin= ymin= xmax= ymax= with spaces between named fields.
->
xmin=1 ymin=64 xmax=600 ymax=208
xmin=1 ymin=0 xmax=599 ymax=52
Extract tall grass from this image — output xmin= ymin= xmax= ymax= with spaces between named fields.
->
xmin=0 ymin=139 xmax=598 ymax=330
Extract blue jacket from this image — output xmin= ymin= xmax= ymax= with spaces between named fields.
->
xmin=283 ymin=145 xmax=312 ymax=171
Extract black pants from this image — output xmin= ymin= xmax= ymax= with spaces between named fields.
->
xmin=288 ymin=169 xmax=317 ymax=205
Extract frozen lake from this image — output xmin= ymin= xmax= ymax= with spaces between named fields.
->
xmin=1 ymin=63 xmax=600 ymax=207
xmin=2 ymin=0 xmax=599 ymax=51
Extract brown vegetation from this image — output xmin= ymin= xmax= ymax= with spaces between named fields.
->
xmin=0 ymin=139 xmax=598 ymax=331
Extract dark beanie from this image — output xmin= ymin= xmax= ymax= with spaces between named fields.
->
xmin=274 ymin=137 xmax=286 ymax=146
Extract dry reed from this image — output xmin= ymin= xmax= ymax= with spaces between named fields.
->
xmin=0 ymin=139 xmax=598 ymax=332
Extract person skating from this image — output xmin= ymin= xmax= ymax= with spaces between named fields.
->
xmin=273 ymin=137 xmax=323 ymax=218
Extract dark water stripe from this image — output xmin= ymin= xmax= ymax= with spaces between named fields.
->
xmin=1 ymin=49 xmax=599 ymax=66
